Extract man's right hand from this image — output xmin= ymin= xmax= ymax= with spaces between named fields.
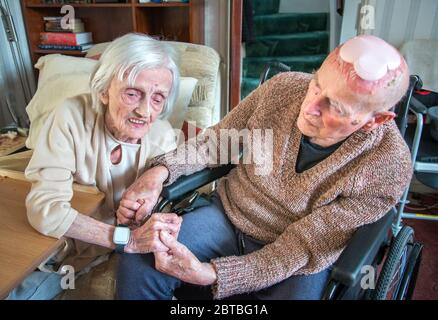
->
xmin=116 ymin=165 xmax=169 ymax=227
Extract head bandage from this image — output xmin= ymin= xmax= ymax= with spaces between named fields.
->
xmin=339 ymin=35 xmax=401 ymax=81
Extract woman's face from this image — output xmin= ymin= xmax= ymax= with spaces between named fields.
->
xmin=101 ymin=68 xmax=173 ymax=143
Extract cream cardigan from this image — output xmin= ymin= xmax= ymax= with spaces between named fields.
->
xmin=25 ymin=94 xmax=176 ymax=271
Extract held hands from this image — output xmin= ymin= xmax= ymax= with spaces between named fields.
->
xmin=124 ymin=213 xmax=182 ymax=254
xmin=154 ymin=231 xmax=217 ymax=286
xmin=116 ymin=166 xmax=169 ymax=227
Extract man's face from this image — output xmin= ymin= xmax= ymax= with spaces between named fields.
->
xmin=102 ymin=68 xmax=173 ymax=143
xmin=296 ymin=67 xmax=374 ymax=147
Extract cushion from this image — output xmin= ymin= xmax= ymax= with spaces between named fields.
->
xmin=26 ymin=72 xmax=91 ymax=149
xmin=35 ymin=54 xmax=97 ymax=89
xmin=26 ymin=54 xmax=197 ymax=149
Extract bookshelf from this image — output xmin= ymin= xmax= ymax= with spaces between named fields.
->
xmin=20 ymin=0 xmax=205 ymax=65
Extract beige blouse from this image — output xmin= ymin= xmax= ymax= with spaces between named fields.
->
xmin=105 ymin=128 xmax=141 ymax=209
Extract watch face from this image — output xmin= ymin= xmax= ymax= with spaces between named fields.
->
xmin=114 ymin=227 xmax=130 ymax=245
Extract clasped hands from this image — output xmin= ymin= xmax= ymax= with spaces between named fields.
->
xmin=116 ymin=166 xmax=217 ymax=286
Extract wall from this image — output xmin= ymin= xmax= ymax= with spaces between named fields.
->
xmin=340 ymin=0 xmax=438 ymax=48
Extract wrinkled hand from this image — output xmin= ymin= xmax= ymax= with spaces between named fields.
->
xmin=117 ymin=166 xmax=169 ymax=227
xmin=124 ymin=213 xmax=182 ymax=254
xmin=154 ymin=231 xmax=217 ymax=286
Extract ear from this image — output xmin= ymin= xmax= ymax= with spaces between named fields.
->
xmin=362 ymin=111 xmax=396 ymax=132
xmin=99 ymin=91 xmax=109 ymax=106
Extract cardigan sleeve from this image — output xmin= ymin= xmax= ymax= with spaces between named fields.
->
xmin=211 ymin=151 xmax=413 ymax=299
xmin=150 ymin=74 xmax=280 ymax=185
xmin=25 ymin=103 xmax=82 ymax=239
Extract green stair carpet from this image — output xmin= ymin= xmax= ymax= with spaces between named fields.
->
xmin=246 ymin=31 xmax=329 ymax=58
xmin=252 ymin=0 xmax=280 ymax=15
xmin=253 ymin=13 xmax=328 ymax=37
xmin=243 ymin=54 xmax=327 ymax=78
xmin=242 ymin=1 xmax=329 ymax=99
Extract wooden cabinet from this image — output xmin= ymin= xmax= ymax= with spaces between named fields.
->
xmin=20 ymin=0 xmax=204 ymax=65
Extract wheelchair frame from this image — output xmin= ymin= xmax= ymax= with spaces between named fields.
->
xmin=151 ymin=65 xmax=424 ymax=300
xmin=395 ymin=83 xmax=438 ymax=225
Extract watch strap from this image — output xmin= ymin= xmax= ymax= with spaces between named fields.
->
xmin=115 ymin=243 xmax=125 ymax=254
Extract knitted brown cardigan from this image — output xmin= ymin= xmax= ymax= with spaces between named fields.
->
xmin=153 ymin=72 xmax=413 ymax=299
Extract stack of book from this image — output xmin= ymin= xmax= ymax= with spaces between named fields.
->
xmin=38 ymin=16 xmax=93 ymax=53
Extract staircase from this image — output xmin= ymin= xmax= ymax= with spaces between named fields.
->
xmin=241 ymin=0 xmax=329 ymax=98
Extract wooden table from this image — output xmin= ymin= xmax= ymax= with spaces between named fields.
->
xmin=0 ymin=169 xmax=105 ymax=299
xmin=0 ymin=135 xmax=27 ymax=157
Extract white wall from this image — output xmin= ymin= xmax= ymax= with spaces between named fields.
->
xmin=204 ymin=0 xmax=230 ymax=119
xmin=279 ymin=0 xmax=329 ymax=13
xmin=341 ymin=0 xmax=438 ymax=48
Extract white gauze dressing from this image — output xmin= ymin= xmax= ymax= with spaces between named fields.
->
xmin=339 ymin=36 xmax=401 ymax=81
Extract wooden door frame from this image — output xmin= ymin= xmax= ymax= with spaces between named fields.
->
xmin=229 ymin=0 xmax=242 ymax=110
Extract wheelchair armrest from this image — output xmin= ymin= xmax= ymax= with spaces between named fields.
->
xmin=160 ymin=164 xmax=236 ymax=202
xmin=410 ymin=96 xmax=428 ymax=115
xmin=329 ymin=208 xmax=395 ymax=287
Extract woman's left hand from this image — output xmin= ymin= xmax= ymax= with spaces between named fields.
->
xmin=154 ymin=231 xmax=217 ymax=286
xmin=116 ymin=199 xmax=143 ymax=227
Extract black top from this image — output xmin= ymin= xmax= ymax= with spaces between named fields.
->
xmin=295 ymin=135 xmax=344 ymax=173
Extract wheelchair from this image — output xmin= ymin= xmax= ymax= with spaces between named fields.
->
xmin=152 ymin=63 xmax=424 ymax=300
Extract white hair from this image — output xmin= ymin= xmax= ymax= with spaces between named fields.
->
xmin=90 ymin=33 xmax=180 ymax=119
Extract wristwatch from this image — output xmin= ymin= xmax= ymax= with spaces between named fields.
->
xmin=113 ymin=224 xmax=130 ymax=254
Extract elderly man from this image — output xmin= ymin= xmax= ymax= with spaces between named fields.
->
xmin=116 ymin=35 xmax=413 ymax=300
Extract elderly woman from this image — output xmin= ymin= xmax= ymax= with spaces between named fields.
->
xmin=116 ymin=35 xmax=414 ymax=300
xmin=8 ymin=33 xmax=182 ymax=300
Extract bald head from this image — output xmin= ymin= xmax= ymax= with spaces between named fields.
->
xmin=320 ymin=35 xmax=409 ymax=111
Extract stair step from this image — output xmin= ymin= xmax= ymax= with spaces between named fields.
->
xmin=246 ymin=31 xmax=329 ymax=58
xmin=252 ymin=0 xmax=280 ymax=15
xmin=253 ymin=13 xmax=328 ymax=37
xmin=243 ymin=54 xmax=326 ymax=78
xmin=241 ymin=77 xmax=260 ymax=99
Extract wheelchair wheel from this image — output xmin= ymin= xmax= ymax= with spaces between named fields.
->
xmin=395 ymin=242 xmax=423 ymax=299
xmin=372 ymin=225 xmax=417 ymax=300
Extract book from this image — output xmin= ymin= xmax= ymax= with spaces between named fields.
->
xmin=38 ymin=43 xmax=93 ymax=52
xmin=40 ymin=32 xmax=93 ymax=46
xmin=43 ymin=17 xmax=82 ymax=23
xmin=45 ymin=22 xmax=85 ymax=33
